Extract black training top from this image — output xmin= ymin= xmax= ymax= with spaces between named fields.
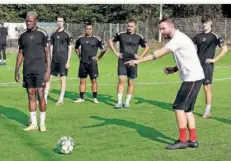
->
xmin=0 ymin=27 xmax=8 ymax=44
xmin=18 ymin=27 xmax=48 ymax=74
xmin=192 ymin=31 xmax=224 ymax=66
xmin=50 ymin=29 xmax=73 ymax=63
xmin=75 ymin=35 xmax=106 ymax=64
xmin=112 ymin=31 xmax=148 ymax=61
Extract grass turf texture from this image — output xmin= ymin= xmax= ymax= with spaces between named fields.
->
xmin=0 ymin=50 xmax=231 ymax=161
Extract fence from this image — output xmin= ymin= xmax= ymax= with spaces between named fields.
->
xmin=3 ymin=18 xmax=231 ymax=48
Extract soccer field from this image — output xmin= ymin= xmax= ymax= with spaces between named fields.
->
xmin=0 ymin=50 xmax=231 ymax=161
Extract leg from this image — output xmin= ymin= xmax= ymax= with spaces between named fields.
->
xmin=23 ymin=88 xmax=38 ymax=131
xmin=91 ymin=78 xmax=99 ymax=103
xmin=56 ymin=75 xmax=66 ymax=104
xmin=73 ymin=78 xmax=86 ymax=103
xmin=203 ymin=84 xmax=212 ymax=118
xmin=44 ymin=75 xmax=53 ymax=103
xmin=115 ymin=76 xmax=126 ymax=108
xmin=89 ymin=62 xmax=99 ymax=103
xmin=2 ymin=44 xmax=6 ymax=64
xmin=37 ymin=87 xmax=47 ymax=131
xmin=0 ymin=45 xmax=2 ymax=65
xmin=73 ymin=62 xmax=87 ymax=103
xmin=202 ymin=64 xmax=213 ymax=118
xmin=124 ymin=79 xmax=134 ymax=107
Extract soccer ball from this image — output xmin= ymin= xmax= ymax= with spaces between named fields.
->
xmin=57 ymin=136 xmax=75 ymax=154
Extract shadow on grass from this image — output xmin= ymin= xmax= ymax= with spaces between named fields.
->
xmin=134 ymin=97 xmax=173 ymax=112
xmin=82 ymin=116 xmax=175 ymax=144
xmin=194 ymin=112 xmax=231 ymax=125
xmin=0 ymin=105 xmax=28 ymax=126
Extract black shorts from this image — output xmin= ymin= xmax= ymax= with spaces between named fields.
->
xmin=0 ymin=44 xmax=6 ymax=50
xmin=173 ymin=80 xmax=203 ymax=112
xmin=23 ymin=73 xmax=45 ymax=88
xmin=118 ymin=60 xmax=137 ymax=79
xmin=202 ymin=64 xmax=214 ymax=85
xmin=51 ymin=61 xmax=68 ymax=77
xmin=78 ymin=62 xmax=98 ymax=79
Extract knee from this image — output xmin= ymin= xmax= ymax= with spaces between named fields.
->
xmin=128 ymin=80 xmax=134 ymax=86
xmin=80 ymin=79 xmax=86 ymax=84
xmin=204 ymin=85 xmax=211 ymax=92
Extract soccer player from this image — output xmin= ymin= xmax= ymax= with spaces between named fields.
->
xmin=125 ymin=17 xmax=205 ymax=150
xmin=108 ymin=19 xmax=149 ymax=108
xmin=0 ymin=23 xmax=8 ymax=65
xmin=192 ymin=15 xmax=228 ymax=118
xmin=14 ymin=11 xmax=50 ymax=132
xmin=44 ymin=16 xmax=73 ymax=105
xmin=74 ymin=23 xmax=107 ymax=103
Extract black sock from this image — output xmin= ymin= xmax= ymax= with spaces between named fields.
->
xmin=93 ymin=92 xmax=97 ymax=98
xmin=80 ymin=92 xmax=85 ymax=99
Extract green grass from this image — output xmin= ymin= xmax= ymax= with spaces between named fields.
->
xmin=0 ymin=50 xmax=231 ymax=161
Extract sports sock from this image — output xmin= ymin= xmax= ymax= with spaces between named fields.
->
xmin=80 ymin=92 xmax=85 ymax=99
xmin=125 ymin=94 xmax=132 ymax=105
xmin=205 ymin=104 xmax=211 ymax=114
xmin=40 ymin=112 xmax=46 ymax=125
xmin=30 ymin=111 xmax=37 ymax=126
xmin=179 ymin=128 xmax=187 ymax=143
xmin=117 ymin=93 xmax=122 ymax=104
xmin=93 ymin=92 xmax=97 ymax=99
xmin=189 ymin=128 xmax=197 ymax=142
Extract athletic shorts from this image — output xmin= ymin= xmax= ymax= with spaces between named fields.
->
xmin=173 ymin=80 xmax=203 ymax=112
xmin=51 ymin=61 xmax=68 ymax=77
xmin=118 ymin=60 xmax=137 ymax=79
xmin=78 ymin=61 xmax=98 ymax=79
xmin=202 ymin=64 xmax=214 ymax=85
xmin=23 ymin=72 xmax=45 ymax=88
xmin=0 ymin=44 xmax=6 ymax=50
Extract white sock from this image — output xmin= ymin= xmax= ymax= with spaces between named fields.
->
xmin=30 ymin=111 xmax=37 ymax=126
xmin=125 ymin=94 xmax=132 ymax=105
xmin=40 ymin=112 xmax=46 ymax=125
xmin=205 ymin=104 xmax=211 ymax=113
xmin=58 ymin=90 xmax=65 ymax=101
xmin=3 ymin=60 xmax=5 ymax=63
xmin=0 ymin=60 xmax=2 ymax=62
xmin=118 ymin=93 xmax=123 ymax=104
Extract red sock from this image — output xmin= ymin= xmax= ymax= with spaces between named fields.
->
xmin=179 ymin=128 xmax=187 ymax=143
xmin=189 ymin=128 xmax=197 ymax=142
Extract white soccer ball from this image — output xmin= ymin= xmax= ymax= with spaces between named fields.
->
xmin=57 ymin=136 xmax=75 ymax=154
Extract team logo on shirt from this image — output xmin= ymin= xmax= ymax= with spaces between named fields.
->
xmin=129 ymin=38 xmax=132 ymax=41
xmin=202 ymin=37 xmax=206 ymax=41
xmin=86 ymin=40 xmax=89 ymax=43
xmin=30 ymin=35 xmax=33 ymax=39
xmin=57 ymin=36 xmax=60 ymax=39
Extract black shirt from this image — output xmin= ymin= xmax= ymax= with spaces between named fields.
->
xmin=0 ymin=27 xmax=8 ymax=44
xmin=192 ymin=32 xmax=224 ymax=66
xmin=112 ymin=31 xmax=148 ymax=61
xmin=18 ymin=27 xmax=48 ymax=74
xmin=75 ymin=35 xmax=106 ymax=64
xmin=50 ymin=29 xmax=73 ymax=63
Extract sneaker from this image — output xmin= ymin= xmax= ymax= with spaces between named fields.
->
xmin=39 ymin=124 xmax=47 ymax=132
xmin=166 ymin=140 xmax=188 ymax=150
xmin=93 ymin=98 xmax=99 ymax=104
xmin=187 ymin=140 xmax=198 ymax=148
xmin=23 ymin=124 xmax=38 ymax=131
xmin=202 ymin=112 xmax=211 ymax=118
xmin=124 ymin=103 xmax=130 ymax=108
xmin=73 ymin=98 xmax=85 ymax=103
xmin=114 ymin=103 xmax=123 ymax=109
xmin=56 ymin=100 xmax=63 ymax=105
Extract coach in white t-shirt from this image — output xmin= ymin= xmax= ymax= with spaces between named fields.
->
xmin=125 ymin=17 xmax=204 ymax=150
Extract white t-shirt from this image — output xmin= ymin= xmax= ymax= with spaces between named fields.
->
xmin=164 ymin=30 xmax=205 ymax=82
